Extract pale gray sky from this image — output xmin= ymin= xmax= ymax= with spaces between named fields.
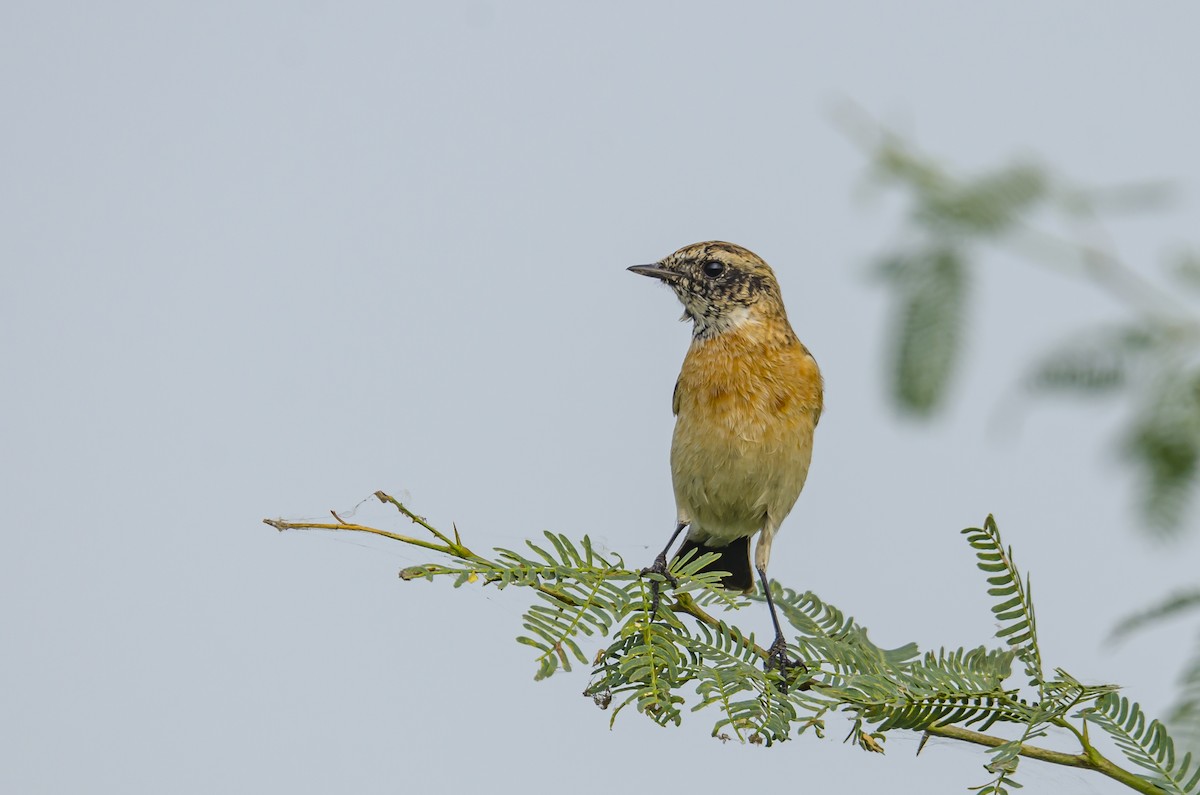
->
xmin=4 ymin=3 xmax=1200 ymax=793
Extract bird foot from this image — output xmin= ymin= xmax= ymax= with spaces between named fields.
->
xmin=640 ymin=553 xmax=678 ymax=616
xmin=765 ymin=635 xmax=809 ymax=694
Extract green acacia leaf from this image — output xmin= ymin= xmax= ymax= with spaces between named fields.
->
xmin=1026 ymin=325 xmax=1159 ymax=396
xmin=914 ymin=161 xmax=1049 ymax=237
xmin=883 ymin=246 xmax=968 ymax=416
xmin=1123 ymin=369 xmax=1200 ymax=537
xmin=1080 ymin=693 xmax=1197 ymax=794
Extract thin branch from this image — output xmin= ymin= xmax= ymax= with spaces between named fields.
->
xmin=265 ymin=508 xmax=575 ymax=607
xmin=267 ymin=502 xmax=1157 ymax=793
xmin=1005 ymin=222 xmax=1199 ymax=327
xmin=263 ymin=517 xmax=452 ymax=556
xmin=373 ymin=491 xmax=466 ymax=552
xmin=924 ymin=725 xmax=1161 ymax=795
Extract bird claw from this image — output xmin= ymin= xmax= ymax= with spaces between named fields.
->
xmin=640 ymin=554 xmax=678 ymax=616
xmin=765 ymin=635 xmax=809 ymax=694
xmin=639 ymin=553 xmax=679 ymax=587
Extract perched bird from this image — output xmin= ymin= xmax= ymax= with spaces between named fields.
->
xmin=629 ymin=241 xmax=823 ymax=674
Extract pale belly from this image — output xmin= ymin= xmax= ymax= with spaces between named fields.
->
xmin=670 ymin=408 xmax=814 ymax=546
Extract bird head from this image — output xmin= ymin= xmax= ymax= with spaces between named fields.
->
xmin=629 ymin=241 xmax=785 ymax=338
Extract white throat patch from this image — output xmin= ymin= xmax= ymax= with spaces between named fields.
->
xmin=689 ymin=303 xmax=757 ymax=339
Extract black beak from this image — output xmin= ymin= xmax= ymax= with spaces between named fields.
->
xmin=628 ymin=264 xmax=679 ymax=282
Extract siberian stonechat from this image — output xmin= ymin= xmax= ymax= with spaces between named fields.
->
xmin=630 ymin=241 xmax=823 ymax=675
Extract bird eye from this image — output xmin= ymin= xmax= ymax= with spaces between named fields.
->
xmin=701 ymin=261 xmax=725 ymax=278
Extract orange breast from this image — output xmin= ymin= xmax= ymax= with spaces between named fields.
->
xmin=669 ymin=317 xmax=822 ymax=542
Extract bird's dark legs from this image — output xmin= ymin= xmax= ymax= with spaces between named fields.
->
xmin=758 ymin=566 xmax=807 ymax=692
xmin=640 ymin=521 xmax=688 ymax=615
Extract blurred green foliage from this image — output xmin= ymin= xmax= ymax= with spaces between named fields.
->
xmin=851 ymin=120 xmax=1200 ymax=758
xmin=878 ymin=246 xmax=966 ymax=414
xmin=860 ymin=127 xmax=1198 ymax=536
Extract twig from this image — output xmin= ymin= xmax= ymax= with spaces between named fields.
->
xmin=373 ymin=491 xmax=465 ymax=552
xmin=265 ymin=508 xmax=576 ymax=608
xmin=923 ymin=724 xmax=1160 ymax=795
xmin=266 ymin=502 xmax=1154 ymax=792
xmin=264 ymin=517 xmax=454 ymax=556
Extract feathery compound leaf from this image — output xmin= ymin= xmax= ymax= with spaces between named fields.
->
xmin=494 ymin=533 xmax=639 ymax=680
xmin=914 ymin=161 xmax=1050 ymax=237
xmin=1111 ymin=588 xmax=1200 ymax=642
xmin=1168 ymin=636 xmax=1200 ymax=760
xmin=834 ymin=647 xmax=1022 ymax=734
xmin=880 ymin=246 xmax=967 ymax=416
xmin=1170 ymin=249 xmax=1200 ymax=294
xmin=1122 ymin=369 xmax=1200 ymax=538
xmin=962 ymin=517 xmax=1043 ymax=688
xmin=1039 ymin=668 xmax=1119 ymax=716
xmin=1026 ymin=324 xmax=1158 ymax=397
xmin=344 ymin=500 xmax=1180 ymax=789
xmin=870 ymin=133 xmax=949 ymax=194
xmin=1080 ymin=693 xmax=1200 ymax=794
xmin=681 ymin=617 xmax=804 ymax=745
xmin=1058 ymin=180 xmax=1175 ymax=217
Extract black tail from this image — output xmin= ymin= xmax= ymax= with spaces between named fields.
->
xmin=675 ymin=536 xmax=753 ymax=593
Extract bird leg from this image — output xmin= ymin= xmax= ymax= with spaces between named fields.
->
xmin=758 ymin=566 xmax=808 ymax=693
xmin=640 ymin=521 xmax=688 ymax=616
